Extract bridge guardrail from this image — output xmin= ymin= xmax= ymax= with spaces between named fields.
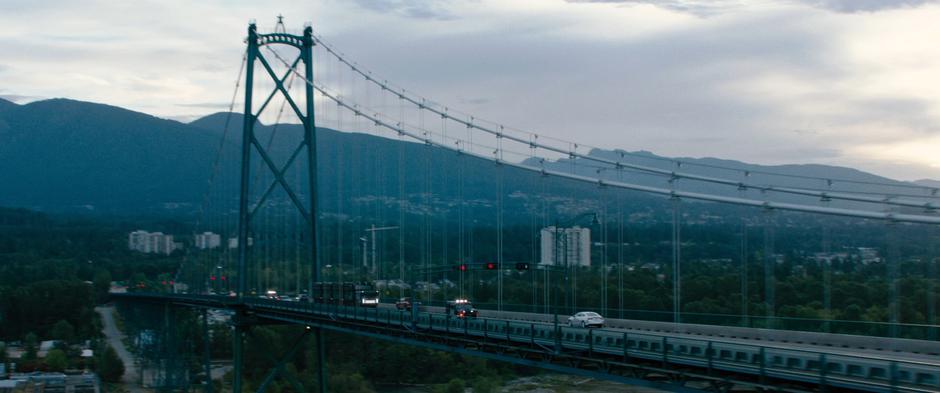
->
xmin=386 ymin=298 xmax=940 ymax=343
xmin=244 ymin=295 xmax=940 ymax=392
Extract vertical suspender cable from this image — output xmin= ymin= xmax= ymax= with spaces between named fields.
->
xmin=764 ymin=208 xmax=776 ymax=329
xmin=672 ymin=195 xmax=681 ymax=324
xmin=458 ymin=140 xmax=465 ymax=298
xmin=741 ymin=210 xmax=749 ymax=327
xmin=336 ymin=59 xmax=344 ymax=283
xmin=295 ymin=153 xmax=302 ymax=294
xmin=441 ymin=112 xmax=449 ymax=302
xmin=602 ymin=188 xmax=609 ymax=317
xmin=618 ymin=168 xmax=625 ymax=319
xmin=422 ymin=101 xmax=432 ymax=304
xmin=542 ymin=164 xmax=549 ymax=314
xmin=887 ymin=219 xmax=900 ymax=339
xmin=398 ymin=90 xmax=406 ymax=299
xmin=739 ymin=182 xmax=749 ymax=327
xmin=822 ymin=197 xmax=833 ymax=333
xmin=530 ymin=139 xmax=538 ymax=312
xmin=928 ymin=225 xmax=937 ymax=341
xmin=497 ymin=155 xmax=504 ymax=311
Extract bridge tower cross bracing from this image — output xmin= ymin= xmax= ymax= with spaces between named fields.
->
xmin=234 ymin=21 xmax=326 ymax=393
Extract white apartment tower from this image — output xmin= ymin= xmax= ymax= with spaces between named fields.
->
xmin=128 ymin=230 xmax=180 ymax=255
xmin=195 ymin=232 xmax=222 ymax=249
xmin=540 ymin=226 xmax=591 ymax=267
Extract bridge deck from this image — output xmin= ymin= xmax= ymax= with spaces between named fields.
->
xmin=114 ymin=293 xmax=940 ymax=392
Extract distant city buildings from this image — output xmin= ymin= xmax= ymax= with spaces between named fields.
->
xmin=227 ymin=237 xmax=254 ymax=249
xmin=128 ymin=230 xmax=181 ymax=255
xmin=194 ymin=232 xmax=221 ymax=249
xmin=810 ymin=247 xmax=881 ymax=265
xmin=540 ymin=226 xmax=591 ymax=267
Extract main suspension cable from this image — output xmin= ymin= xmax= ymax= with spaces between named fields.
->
xmin=308 ymin=34 xmax=940 ymax=206
xmin=266 ymin=47 xmax=940 ymax=225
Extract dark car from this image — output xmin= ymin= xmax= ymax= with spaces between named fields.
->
xmin=445 ymin=299 xmax=478 ymax=318
xmin=395 ymin=297 xmax=412 ymax=311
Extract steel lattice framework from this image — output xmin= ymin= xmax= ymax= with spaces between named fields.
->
xmin=233 ymin=22 xmax=326 ymax=393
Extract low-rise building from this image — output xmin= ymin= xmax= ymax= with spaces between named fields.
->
xmin=6 ymin=372 xmax=99 ymax=393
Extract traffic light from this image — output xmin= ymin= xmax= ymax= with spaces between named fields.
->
xmin=515 ymin=262 xmax=530 ymax=271
xmin=485 ymin=262 xmax=497 ymax=270
xmin=455 ymin=264 xmax=468 ymax=272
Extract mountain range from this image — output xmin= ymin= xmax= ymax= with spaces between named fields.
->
xmin=0 ymin=97 xmax=934 ymax=219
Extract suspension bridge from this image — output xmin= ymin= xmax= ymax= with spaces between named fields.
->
xmin=114 ymin=19 xmax=940 ymax=393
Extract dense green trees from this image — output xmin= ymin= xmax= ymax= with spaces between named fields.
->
xmin=97 ymin=345 xmax=125 ymax=383
xmin=51 ymin=320 xmax=76 ymax=344
xmin=23 ymin=332 xmax=38 ymax=360
xmin=0 ymin=280 xmax=96 ymax=341
xmin=44 ymin=349 xmax=68 ymax=371
xmin=0 ymin=207 xmax=182 ymax=341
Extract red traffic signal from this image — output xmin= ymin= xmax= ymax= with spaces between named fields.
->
xmin=485 ymin=262 xmax=497 ymax=270
xmin=455 ymin=264 xmax=468 ymax=272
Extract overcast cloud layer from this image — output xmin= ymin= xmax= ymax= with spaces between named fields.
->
xmin=1 ymin=0 xmax=939 ymax=180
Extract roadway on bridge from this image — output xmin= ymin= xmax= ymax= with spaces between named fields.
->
xmin=376 ymin=303 xmax=940 ymax=366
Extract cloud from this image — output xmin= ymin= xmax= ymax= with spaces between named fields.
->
xmin=0 ymin=94 xmax=43 ymax=103
xmin=458 ymin=96 xmax=491 ymax=105
xmin=793 ymin=0 xmax=940 ymax=13
xmin=567 ymin=0 xmax=940 ymax=16
xmin=350 ymin=0 xmax=460 ymax=20
xmin=1 ymin=0 xmax=938 ymax=181
xmin=175 ymin=102 xmax=232 ymax=109
xmin=565 ymin=0 xmax=744 ymax=17
xmin=161 ymin=114 xmax=206 ymax=123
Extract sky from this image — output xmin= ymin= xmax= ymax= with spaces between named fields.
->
xmin=1 ymin=0 xmax=939 ymax=181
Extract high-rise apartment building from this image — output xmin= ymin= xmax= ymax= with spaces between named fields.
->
xmin=539 ymin=226 xmax=591 ymax=267
xmin=195 ymin=232 xmax=222 ymax=249
xmin=128 ymin=230 xmax=181 ymax=255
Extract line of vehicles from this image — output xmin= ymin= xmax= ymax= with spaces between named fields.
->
xmin=257 ymin=282 xmax=607 ymax=326
xmin=261 ymin=283 xmax=380 ymax=307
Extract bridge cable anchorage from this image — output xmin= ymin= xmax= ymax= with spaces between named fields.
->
xmin=307 ymin=34 xmax=940 ymax=201
xmin=264 ymin=47 xmax=940 ymax=225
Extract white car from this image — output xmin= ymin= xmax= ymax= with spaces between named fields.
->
xmin=568 ymin=311 xmax=605 ymax=328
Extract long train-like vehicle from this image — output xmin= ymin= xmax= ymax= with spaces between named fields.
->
xmin=312 ymin=282 xmax=379 ymax=308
